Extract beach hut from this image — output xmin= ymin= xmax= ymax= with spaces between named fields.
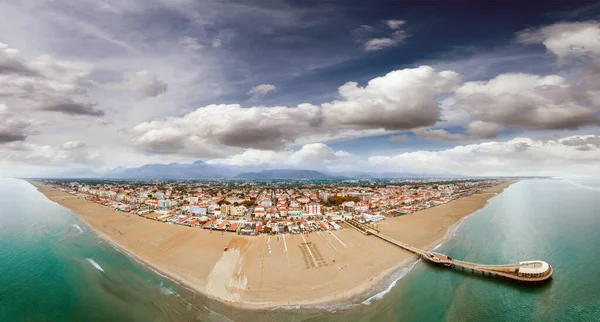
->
xmin=202 ymin=218 xmax=216 ymax=229
xmin=215 ymin=220 xmax=228 ymax=231
xmin=227 ymin=222 xmax=239 ymax=232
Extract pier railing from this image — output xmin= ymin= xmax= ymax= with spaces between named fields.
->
xmin=343 ymin=218 xmax=552 ymax=284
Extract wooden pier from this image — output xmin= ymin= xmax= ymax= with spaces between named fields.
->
xmin=344 ymin=218 xmax=552 ymax=284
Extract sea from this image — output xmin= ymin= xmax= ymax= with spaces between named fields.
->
xmin=1 ymin=178 xmax=599 ymax=321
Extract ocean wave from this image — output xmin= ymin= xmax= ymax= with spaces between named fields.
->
xmin=361 ymin=260 xmax=419 ymax=305
xmin=273 ymin=302 xmax=356 ymax=312
xmin=86 ymin=258 xmax=105 ymax=273
xmin=563 ymin=179 xmax=600 ymax=192
xmin=71 ymin=224 xmax=83 ymax=234
xmin=159 ymin=281 xmax=177 ymax=296
xmin=275 ymin=259 xmax=422 ymax=311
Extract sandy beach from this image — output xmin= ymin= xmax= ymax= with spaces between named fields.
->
xmin=30 ymin=180 xmax=515 ymax=309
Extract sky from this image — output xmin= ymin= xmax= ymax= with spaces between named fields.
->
xmin=1 ymin=0 xmax=600 ymax=178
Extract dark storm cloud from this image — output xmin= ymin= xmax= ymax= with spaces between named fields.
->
xmin=0 ymin=108 xmax=32 ymax=143
xmin=42 ymin=99 xmax=105 ymax=116
xmin=561 ymin=136 xmax=600 ymax=149
xmin=0 ymin=132 xmax=26 ymax=143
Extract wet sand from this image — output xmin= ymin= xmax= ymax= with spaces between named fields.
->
xmin=31 ymin=181 xmax=515 ymax=309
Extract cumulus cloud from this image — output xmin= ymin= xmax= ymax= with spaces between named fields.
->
xmin=131 ymin=103 xmax=322 ymax=154
xmin=0 ymin=43 xmax=36 ymax=75
xmin=287 ymin=143 xmax=351 ymax=169
xmin=386 ymin=20 xmax=405 ymax=30
xmin=208 ymin=142 xmax=355 ymax=170
xmin=0 ymin=141 xmax=99 ymax=165
xmin=368 ymin=135 xmax=600 ymax=176
xmin=0 ymin=104 xmax=32 ymax=143
xmin=112 ymin=70 xmax=168 ymax=97
xmin=455 ymin=73 xmax=600 ymax=132
xmin=208 ymin=135 xmax=600 ymax=177
xmin=323 ymin=66 xmax=460 ymax=130
xmin=430 ymin=21 xmax=600 ymax=141
xmin=0 ymin=42 xmax=103 ymax=116
xmin=248 ymin=84 xmax=277 ymax=100
xmin=560 ymin=135 xmax=600 ymax=151
xmin=132 ymin=66 xmax=460 ymax=155
xmin=517 ymin=21 xmax=600 ymax=60
xmin=206 ymin=149 xmax=289 ymax=167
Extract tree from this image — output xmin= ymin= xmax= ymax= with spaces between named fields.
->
xmin=323 ymin=195 xmax=359 ymax=207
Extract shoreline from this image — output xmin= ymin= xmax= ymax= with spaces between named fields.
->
xmin=28 ymin=180 xmax=517 ymax=310
xmin=423 ymin=188 xmax=501 ymax=252
xmin=356 ymin=180 xmax=517 ymax=306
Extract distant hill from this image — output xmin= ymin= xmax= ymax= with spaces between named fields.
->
xmin=105 ymin=160 xmax=238 ymax=179
xmin=235 ymin=169 xmax=340 ymax=180
xmin=97 ymin=160 xmax=452 ymax=180
xmin=329 ymin=171 xmax=460 ymax=179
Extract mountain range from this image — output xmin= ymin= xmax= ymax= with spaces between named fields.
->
xmin=234 ymin=169 xmax=340 ymax=180
xmin=99 ymin=160 xmax=457 ymax=180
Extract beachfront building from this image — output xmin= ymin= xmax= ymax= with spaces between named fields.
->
xmin=362 ymin=211 xmax=384 ymax=222
xmin=46 ymin=178 xmax=509 ymax=236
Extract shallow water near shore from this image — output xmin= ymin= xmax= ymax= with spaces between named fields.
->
xmin=1 ymin=178 xmax=599 ymax=321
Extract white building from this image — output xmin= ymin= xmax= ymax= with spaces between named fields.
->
xmin=304 ymin=203 xmax=321 ymax=215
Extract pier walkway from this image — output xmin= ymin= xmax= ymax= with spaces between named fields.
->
xmin=344 ymin=218 xmax=552 ymax=284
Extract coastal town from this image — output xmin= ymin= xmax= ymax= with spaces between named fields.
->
xmin=34 ymin=178 xmax=517 ymax=310
xmin=45 ymin=178 xmax=509 ymax=236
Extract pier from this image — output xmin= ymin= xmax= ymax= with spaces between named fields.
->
xmin=344 ymin=218 xmax=552 ymax=284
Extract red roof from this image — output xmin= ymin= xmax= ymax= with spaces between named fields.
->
xmin=202 ymin=219 xmax=215 ymax=227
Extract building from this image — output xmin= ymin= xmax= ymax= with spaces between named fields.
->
xmin=304 ymin=203 xmax=321 ymax=215
xmin=231 ymin=206 xmax=247 ymax=219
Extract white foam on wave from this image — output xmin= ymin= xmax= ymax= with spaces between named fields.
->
xmin=71 ymin=224 xmax=83 ymax=234
xmin=361 ymin=260 xmax=419 ymax=305
xmin=273 ymin=302 xmax=356 ymax=312
xmin=268 ymin=261 xmax=423 ymax=311
xmin=159 ymin=281 xmax=176 ymax=296
xmin=86 ymin=258 xmax=105 ymax=273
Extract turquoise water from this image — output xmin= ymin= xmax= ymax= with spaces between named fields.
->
xmin=1 ymin=179 xmax=599 ymax=321
xmin=0 ymin=179 xmax=236 ymax=321
xmin=297 ymin=179 xmax=600 ymax=321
